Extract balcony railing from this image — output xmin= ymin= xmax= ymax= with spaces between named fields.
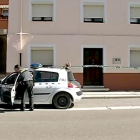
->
xmin=1 ymin=15 xmax=8 ymax=19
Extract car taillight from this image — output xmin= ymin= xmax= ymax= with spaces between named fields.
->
xmin=68 ymin=82 xmax=79 ymax=88
xmin=68 ymin=83 xmax=73 ymax=88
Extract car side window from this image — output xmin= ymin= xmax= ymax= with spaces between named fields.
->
xmin=35 ymin=71 xmax=59 ymax=82
xmin=51 ymin=73 xmax=59 ymax=82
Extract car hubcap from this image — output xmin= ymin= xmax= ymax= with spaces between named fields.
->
xmin=58 ymin=97 xmax=67 ymax=107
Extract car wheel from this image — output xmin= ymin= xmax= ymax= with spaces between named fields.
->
xmin=53 ymin=93 xmax=72 ymax=109
xmin=69 ymin=103 xmax=74 ymax=108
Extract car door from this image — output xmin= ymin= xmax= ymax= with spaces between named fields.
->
xmin=33 ymin=71 xmax=58 ymax=102
xmin=1 ymin=72 xmax=19 ymax=105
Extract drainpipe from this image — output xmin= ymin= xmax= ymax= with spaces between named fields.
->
xmin=20 ymin=0 xmax=23 ymax=66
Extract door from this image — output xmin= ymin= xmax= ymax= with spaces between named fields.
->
xmin=1 ymin=73 xmax=19 ymax=105
xmin=83 ymin=48 xmax=103 ymax=86
xmin=0 ymin=35 xmax=7 ymax=74
xmin=32 ymin=71 xmax=58 ymax=102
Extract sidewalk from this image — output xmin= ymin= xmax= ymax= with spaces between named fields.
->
xmin=82 ymin=91 xmax=140 ymax=99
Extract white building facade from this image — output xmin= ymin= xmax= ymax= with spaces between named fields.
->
xmin=7 ymin=0 xmax=140 ymax=90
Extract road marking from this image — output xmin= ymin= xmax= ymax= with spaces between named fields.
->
xmin=34 ymin=106 xmax=140 ymax=111
xmin=32 ymin=107 xmax=109 ymax=111
xmin=108 ymin=106 xmax=140 ymax=110
xmin=1 ymin=106 xmax=140 ymax=112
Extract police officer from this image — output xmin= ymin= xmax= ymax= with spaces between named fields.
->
xmin=14 ymin=64 xmax=34 ymax=111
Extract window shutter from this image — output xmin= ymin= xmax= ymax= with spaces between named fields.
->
xmin=84 ymin=5 xmax=104 ymax=18
xmin=130 ymin=7 xmax=140 ymax=18
xmin=31 ymin=50 xmax=53 ymax=66
xmin=32 ymin=4 xmax=53 ymax=17
xmin=130 ymin=50 xmax=140 ymax=67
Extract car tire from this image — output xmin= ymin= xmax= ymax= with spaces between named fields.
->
xmin=69 ymin=103 xmax=74 ymax=108
xmin=53 ymin=93 xmax=72 ymax=109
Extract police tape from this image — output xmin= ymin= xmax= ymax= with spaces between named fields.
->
xmin=55 ymin=65 xmax=140 ymax=69
xmin=24 ymin=64 xmax=140 ymax=70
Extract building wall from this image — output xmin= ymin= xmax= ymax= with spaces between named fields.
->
xmin=7 ymin=0 xmax=140 ymax=90
xmin=8 ymin=0 xmax=140 ymax=36
xmin=0 ymin=0 xmax=9 ymax=5
xmin=7 ymin=35 xmax=140 ymax=73
xmin=0 ymin=0 xmax=8 ymax=29
xmin=0 ymin=8 xmax=8 ymax=29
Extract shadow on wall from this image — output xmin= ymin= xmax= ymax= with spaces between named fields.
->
xmin=0 ymin=35 xmax=7 ymax=74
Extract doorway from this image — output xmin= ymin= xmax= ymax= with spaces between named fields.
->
xmin=83 ymin=48 xmax=103 ymax=86
xmin=0 ymin=35 xmax=7 ymax=74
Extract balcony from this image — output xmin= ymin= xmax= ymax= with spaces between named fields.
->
xmin=1 ymin=15 xmax=8 ymax=20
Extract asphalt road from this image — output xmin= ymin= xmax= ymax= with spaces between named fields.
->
xmin=1 ymin=98 xmax=140 ymax=109
xmin=0 ymin=99 xmax=140 ymax=140
xmin=0 ymin=109 xmax=140 ymax=140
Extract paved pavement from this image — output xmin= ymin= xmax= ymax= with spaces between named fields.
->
xmin=74 ymin=98 xmax=140 ymax=108
xmin=82 ymin=91 xmax=140 ymax=99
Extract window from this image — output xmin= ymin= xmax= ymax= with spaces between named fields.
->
xmin=31 ymin=49 xmax=53 ymax=66
xmin=4 ymin=73 xmax=18 ymax=85
xmin=1 ymin=8 xmax=8 ymax=19
xmin=83 ymin=5 xmax=104 ymax=23
xmin=32 ymin=4 xmax=53 ymax=21
xmin=130 ymin=7 xmax=140 ymax=24
xmin=35 ymin=71 xmax=58 ymax=82
xmin=130 ymin=50 xmax=140 ymax=67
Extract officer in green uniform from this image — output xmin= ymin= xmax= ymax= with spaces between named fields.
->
xmin=14 ymin=64 xmax=34 ymax=111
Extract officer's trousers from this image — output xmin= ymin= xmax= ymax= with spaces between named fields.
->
xmin=20 ymin=81 xmax=34 ymax=110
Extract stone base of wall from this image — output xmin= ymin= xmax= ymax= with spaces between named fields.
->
xmin=104 ymin=73 xmax=140 ymax=91
xmin=74 ymin=73 xmax=140 ymax=91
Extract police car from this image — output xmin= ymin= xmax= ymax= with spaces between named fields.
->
xmin=0 ymin=63 xmax=82 ymax=109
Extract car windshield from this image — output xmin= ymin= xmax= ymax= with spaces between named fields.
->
xmin=67 ymin=71 xmax=75 ymax=81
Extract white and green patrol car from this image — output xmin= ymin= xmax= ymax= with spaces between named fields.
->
xmin=0 ymin=65 xmax=82 ymax=109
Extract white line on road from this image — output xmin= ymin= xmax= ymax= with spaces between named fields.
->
xmin=34 ymin=106 xmax=140 ymax=111
xmin=1 ymin=106 xmax=140 ymax=112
